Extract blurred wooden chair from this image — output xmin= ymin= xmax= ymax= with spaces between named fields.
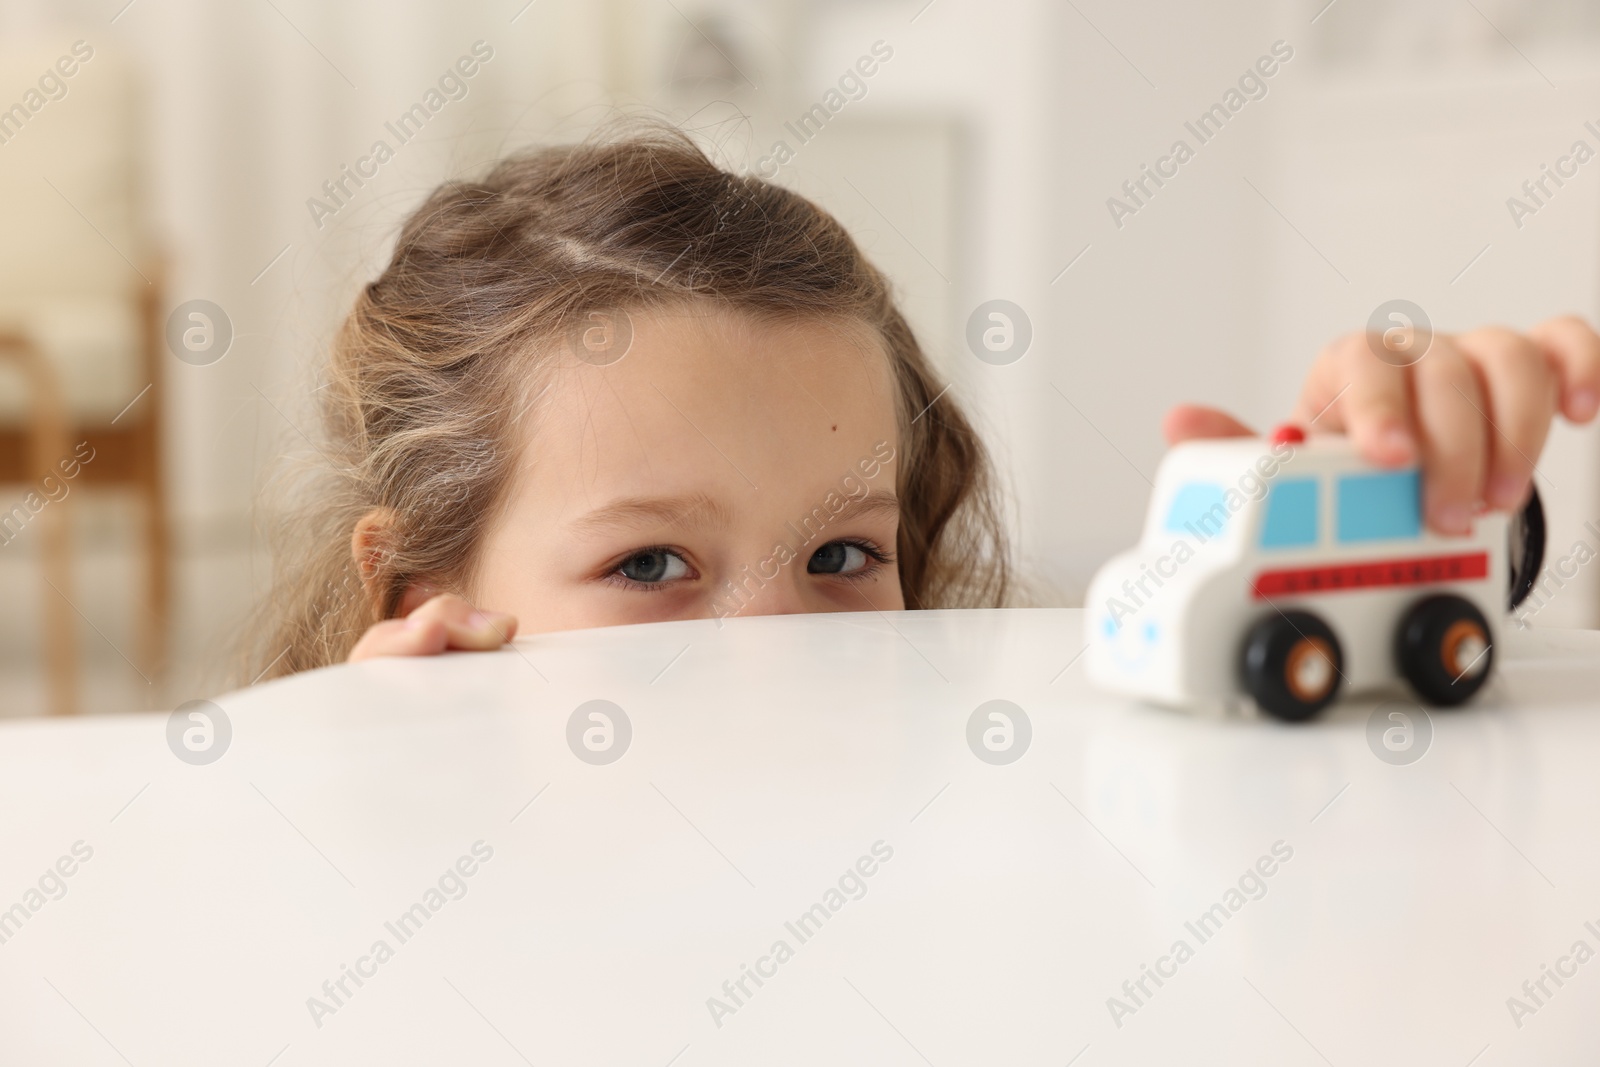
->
xmin=0 ymin=39 xmax=164 ymax=716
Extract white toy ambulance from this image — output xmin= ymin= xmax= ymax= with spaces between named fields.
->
xmin=1086 ymin=427 xmax=1537 ymax=721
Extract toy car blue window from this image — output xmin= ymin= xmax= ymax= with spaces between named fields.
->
xmin=1164 ymin=483 xmax=1229 ymax=534
xmin=1336 ymin=470 xmax=1421 ymax=542
xmin=1259 ymin=478 xmax=1319 ymax=548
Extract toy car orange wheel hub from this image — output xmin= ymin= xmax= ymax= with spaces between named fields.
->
xmin=1440 ymin=619 xmax=1489 ymax=680
xmin=1284 ymin=637 xmax=1336 ymax=702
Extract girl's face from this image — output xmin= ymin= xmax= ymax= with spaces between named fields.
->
xmin=466 ymin=306 xmax=905 ymax=633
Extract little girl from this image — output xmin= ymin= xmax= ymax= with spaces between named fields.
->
xmin=250 ymin=128 xmax=1600 ymax=679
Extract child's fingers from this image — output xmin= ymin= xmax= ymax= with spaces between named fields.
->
xmin=1267 ymin=323 xmax=1568 ymax=534
xmin=1528 ymin=314 xmax=1600 ymax=423
xmin=406 ymin=593 xmax=519 ymax=651
xmin=347 ymin=593 xmax=519 ymax=662
xmin=1411 ymin=338 xmax=1490 ymax=535
xmin=1454 ymin=326 xmax=1558 ymax=511
xmin=1327 ymin=333 xmax=1418 ymax=466
xmin=1161 ymin=404 xmax=1255 ymax=444
xmin=348 ymin=617 xmax=450 ymax=662
xmin=440 ymin=612 xmax=519 ymax=650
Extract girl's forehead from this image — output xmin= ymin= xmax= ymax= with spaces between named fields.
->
xmin=520 ymin=306 xmax=901 ymax=505
xmin=634 ymin=304 xmax=891 ymax=379
xmin=535 ymin=307 xmax=896 ymax=437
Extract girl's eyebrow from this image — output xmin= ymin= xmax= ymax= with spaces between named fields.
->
xmin=571 ymin=488 xmax=901 ymax=533
xmin=831 ymin=489 xmax=902 ymax=523
xmin=571 ymin=492 xmax=735 ymax=533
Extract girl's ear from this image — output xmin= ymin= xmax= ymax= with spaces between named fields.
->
xmin=351 ymin=508 xmax=442 ymax=618
xmin=350 ymin=508 xmax=395 ymax=587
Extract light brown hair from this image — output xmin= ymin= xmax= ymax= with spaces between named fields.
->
xmin=248 ymin=126 xmax=1009 ymax=681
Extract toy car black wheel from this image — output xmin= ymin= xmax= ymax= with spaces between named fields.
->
xmin=1240 ymin=611 xmax=1343 ymax=722
xmin=1507 ymin=484 xmax=1546 ymax=611
xmin=1396 ymin=594 xmax=1494 ymax=707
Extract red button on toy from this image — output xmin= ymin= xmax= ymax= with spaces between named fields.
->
xmin=1269 ymin=423 xmax=1306 ymax=445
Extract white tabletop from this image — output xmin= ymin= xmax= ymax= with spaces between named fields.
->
xmin=1 ymin=608 xmax=1597 ymax=1065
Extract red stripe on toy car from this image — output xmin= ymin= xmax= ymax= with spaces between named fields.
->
xmin=1252 ymin=551 xmax=1489 ymax=599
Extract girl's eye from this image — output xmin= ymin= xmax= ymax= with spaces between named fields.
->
xmin=808 ymin=540 xmax=872 ymax=576
xmin=616 ymin=549 xmax=690 ymax=584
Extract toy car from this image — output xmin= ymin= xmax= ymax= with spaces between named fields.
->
xmin=1086 ymin=427 xmax=1544 ymax=721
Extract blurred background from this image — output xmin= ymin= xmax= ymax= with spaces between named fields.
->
xmin=0 ymin=0 xmax=1597 ymax=716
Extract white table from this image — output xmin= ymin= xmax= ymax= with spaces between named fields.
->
xmin=1 ymin=609 xmax=1597 ymax=1065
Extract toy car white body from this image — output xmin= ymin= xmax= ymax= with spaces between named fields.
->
xmin=1085 ymin=432 xmax=1508 ymax=720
